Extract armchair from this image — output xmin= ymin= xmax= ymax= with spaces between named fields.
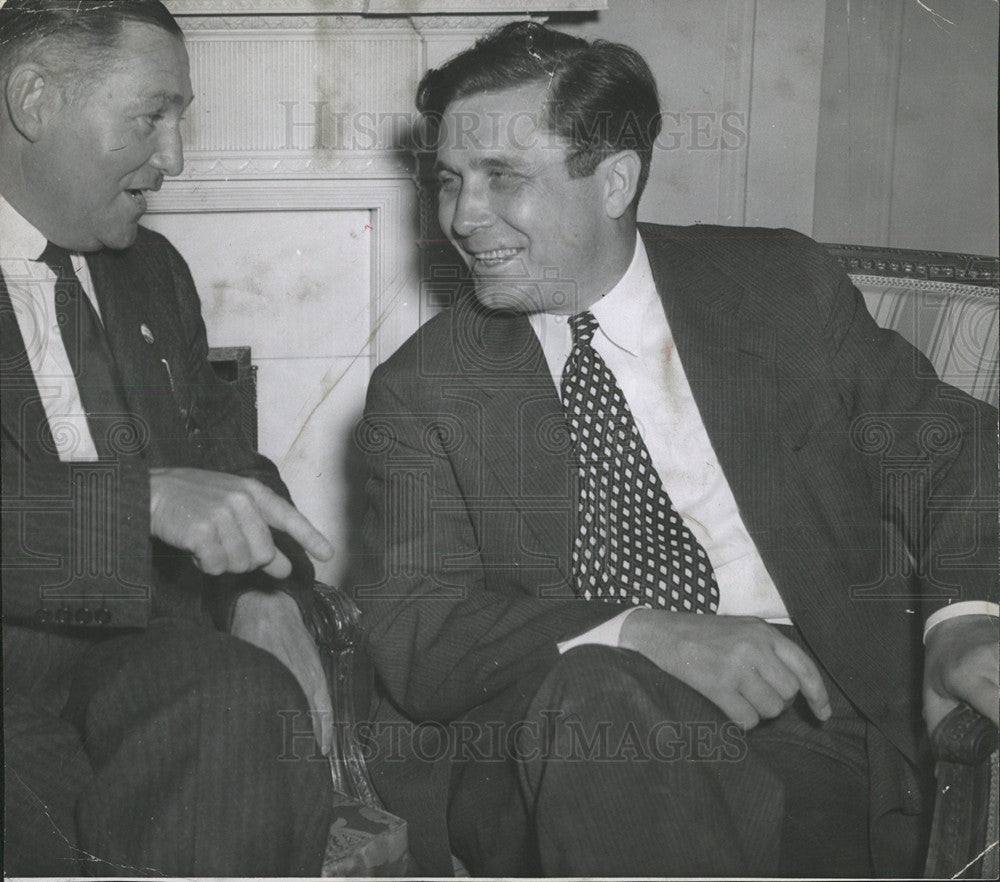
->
xmin=825 ymin=244 xmax=999 ymax=879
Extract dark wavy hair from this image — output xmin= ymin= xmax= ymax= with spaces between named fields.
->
xmin=0 ymin=0 xmax=183 ymax=90
xmin=416 ymin=21 xmax=662 ymax=205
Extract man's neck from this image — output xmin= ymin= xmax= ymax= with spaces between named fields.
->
xmin=557 ymin=222 xmax=639 ymax=315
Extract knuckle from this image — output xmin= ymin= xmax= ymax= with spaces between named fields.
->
xmin=250 ymin=537 xmax=277 ymax=563
xmin=199 ymin=551 xmax=226 ymax=575
xmin=761 ymin=697 xmax=783 ymax=718
xmin=191 ymin=520 xmax=217 ymax=546
xmin=224 ymin=489 xmax=255 ymax=513
xmin=228 ymin=552 xmax=253 ymax=573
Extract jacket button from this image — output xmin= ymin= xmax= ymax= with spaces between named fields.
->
xmin=95 ymin=608 xmax=112 ymax=625
xmin=76 ymin=607 xmax=93 ymax=624
xmin=56 ymin=606 xmax=73 ymax=625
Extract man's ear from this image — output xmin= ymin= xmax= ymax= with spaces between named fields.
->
xmin=601 ymin=150 xmax=641 ymax=219
xmin=6 ymin=64 xmax=58 ymax=142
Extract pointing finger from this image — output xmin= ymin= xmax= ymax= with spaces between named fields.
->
xmin=244 ymin=483 xmax=335 ymax=561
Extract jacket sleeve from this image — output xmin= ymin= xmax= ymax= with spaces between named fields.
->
xmin=1 ymin=433 xmax=154 ymax=627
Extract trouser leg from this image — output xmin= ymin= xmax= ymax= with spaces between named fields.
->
xmin=65 ymin=616 xmax=334 ymax=877
xmin=520 ymin=645 xmax=784 ymax=876
xmin=3 ymin=624 xmax=97 ymax=876
xmin=448 ymin=645 xmax=782 ymax=876
xmin=448 ymin=640 xmax=883 ymax=877
xmin=3 ymin=693 xmax=94 ymax=875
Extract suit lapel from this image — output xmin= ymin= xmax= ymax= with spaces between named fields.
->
xmin=452 ymin=302 xmax=575 ymax=590
xmin=642 ymin=228 xmax=781 ymax=557
xmin=86 ymin=249 xmax=189 ymax=464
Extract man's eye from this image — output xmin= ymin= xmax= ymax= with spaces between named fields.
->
xmin=437 ymin=175 xmax=459 ymax=194
xmin=488 ymin=170 xmax=518 ymax=189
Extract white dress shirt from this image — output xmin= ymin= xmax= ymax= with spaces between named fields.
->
xmin=534 ymin=235 xmax=996 ymax=649
xmin=1 ymin=197 xmax=102 ymax=461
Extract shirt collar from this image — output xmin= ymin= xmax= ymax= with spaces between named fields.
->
xmin=589 ymin=233 xmax=657 ymax=358
xmin=0 ymin=196 xmax=49 ymax=262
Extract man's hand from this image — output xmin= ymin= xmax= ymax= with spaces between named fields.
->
xmin=923 ymin=615 xmax=999 ymax=735
xmin=149 ymin=468 xmax=334 ymax=578
xmin=231 ymin=590 xmax=334 ymax=755
xmin=619 ymin=609 xmax=832 ymax=730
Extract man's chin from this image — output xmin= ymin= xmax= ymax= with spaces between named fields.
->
xmin=100 ymin=223 xmax=140 ymax=250
xmin=472 ymin=281 xmax=547 ymax=313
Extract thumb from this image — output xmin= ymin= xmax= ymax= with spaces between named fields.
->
xmin=261 ymin=548 xmax=293 ymax=579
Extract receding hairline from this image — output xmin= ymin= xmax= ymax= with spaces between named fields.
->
xmin=1 ymin=9 xmax=185 ymax=91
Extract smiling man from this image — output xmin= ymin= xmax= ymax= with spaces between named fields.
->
xmin=352 ymin=21 xmax=999 ymax=877
xmin=1 ymin=1 xmax=335 ymax=875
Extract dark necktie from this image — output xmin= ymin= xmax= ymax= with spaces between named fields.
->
xmin=560 ymin=310 xmax=720 ymax=613
xmin=41 ymin=243 xmax=126 ymax=459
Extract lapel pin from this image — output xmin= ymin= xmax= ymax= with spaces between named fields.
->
xmin=140 ymin=324 xmax=155 ymax=344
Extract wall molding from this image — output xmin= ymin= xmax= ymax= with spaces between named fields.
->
xmin=173 ymin=150 xmax=415 ymax=180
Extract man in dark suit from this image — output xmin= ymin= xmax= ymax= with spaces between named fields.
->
xmin=1 ymin=1 xmax=335 ymax=874
xmin=352 ymin=22 xmax=999 ymax=877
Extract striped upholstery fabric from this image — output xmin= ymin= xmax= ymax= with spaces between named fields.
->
xmin=853 ymin=275 xmax=999 ymax=407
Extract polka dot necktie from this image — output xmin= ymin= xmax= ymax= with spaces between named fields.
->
xmin=560 ymin=310 xmax=720 ymax=613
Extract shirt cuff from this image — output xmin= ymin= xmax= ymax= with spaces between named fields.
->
xmin=924 ymin=601 xmax=1000 ymax=643
xmin=558 ymin=608 xmax=636 ymax=654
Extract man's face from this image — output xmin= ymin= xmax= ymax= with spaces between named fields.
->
xmin=26 ymin=21 xmax=193 ymax=250
xmin=435 ymin=83 xmax=615 ymax=314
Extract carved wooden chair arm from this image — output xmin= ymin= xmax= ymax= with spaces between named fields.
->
xmin=292 ymin=582 xmax=384 ymax=809
xmin=925 ymin=703 xmax=999 ymax=878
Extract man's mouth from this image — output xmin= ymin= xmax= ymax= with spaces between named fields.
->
xmin=124 ymin=182 xmax=162 ymax=213
xmin=124 ymin=189 xmax=148 ymax=212
xmin=469 ymin=247 xmax=523 ymax=269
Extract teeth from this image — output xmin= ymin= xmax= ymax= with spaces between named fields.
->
xmin=474 ymin=248 xmax=519 ymax=261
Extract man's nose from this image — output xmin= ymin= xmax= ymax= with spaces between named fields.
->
xmin=449 ymin=182 xmax=493 ymax=238
xmin=150 ymin=124 xmax=184 ymax=177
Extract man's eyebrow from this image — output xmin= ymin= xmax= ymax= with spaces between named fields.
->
xmin=473 ymin=156 xmax=531 ymax=173
xmin=433 ymin=155 xmax=535 ymax=175
xmin=141 ymin=91 xmax=195 ymax=109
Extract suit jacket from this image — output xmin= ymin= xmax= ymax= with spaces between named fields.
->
xmin=353 ymin=223 xmax=998 ymax=870
xmin=1 ymin=226 xmax=312 ymax=631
